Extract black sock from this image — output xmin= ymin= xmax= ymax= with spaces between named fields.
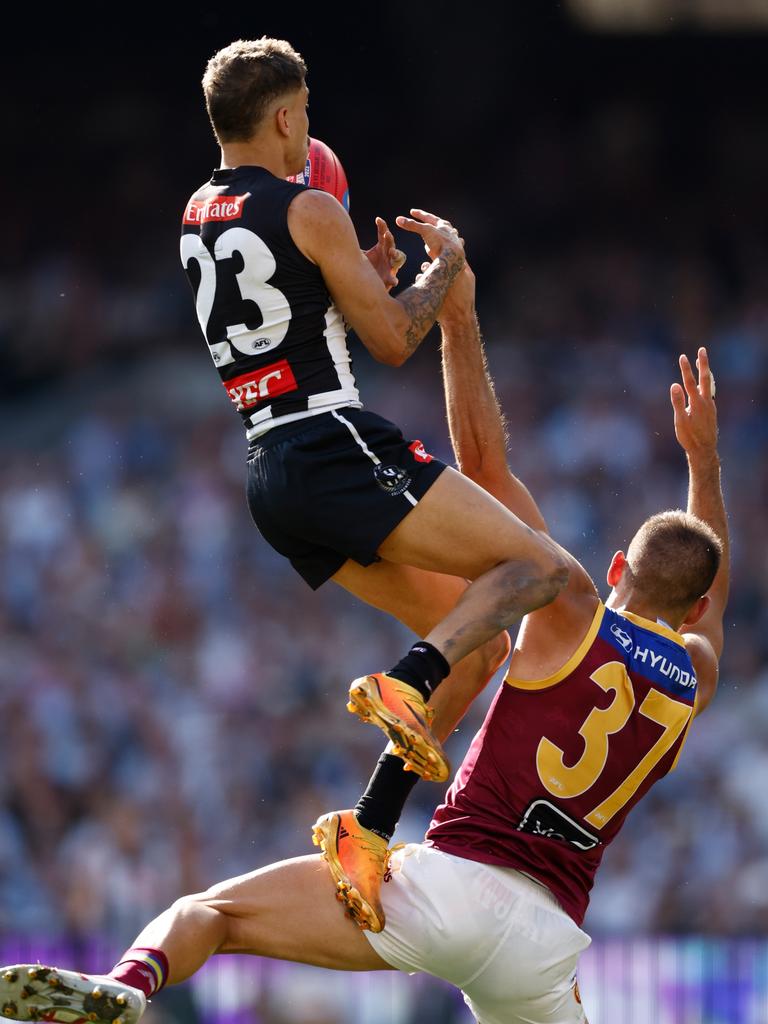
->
xmin=355 ymin=752 xmax=420 ymax=841
xmin=387 ymin=641 xmax=450 ymax=702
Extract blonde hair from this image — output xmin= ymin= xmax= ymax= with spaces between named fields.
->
xmin=625 ymin=509 xmax=722 ymax=616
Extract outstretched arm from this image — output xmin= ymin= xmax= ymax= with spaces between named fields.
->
xmin=439 ymin=265 xmax=548 ymax=531
xmin=672 ymin=348 xmax=730 ymax=670
xmin=439 ymin=264 xmax=597 ymax=596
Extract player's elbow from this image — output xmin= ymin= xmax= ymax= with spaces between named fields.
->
xmin=378 ymin=345 xmax=409 ymax=368
xmin=360 ymin=326 xmax=410 ymax=366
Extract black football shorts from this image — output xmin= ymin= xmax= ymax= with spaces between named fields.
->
xmin=245 ymin=408 xmax=448 ymax=589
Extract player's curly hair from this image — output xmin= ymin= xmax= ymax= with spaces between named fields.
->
xmin=203 ymin=38 xmax=307 ymax=144
xmin=626 ymin=510 xmax=722 ymax=617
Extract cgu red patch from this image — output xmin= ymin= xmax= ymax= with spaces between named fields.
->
xmin=224 ymin=360 xmax=298 ymax=411
xmin=408 ymin=440 xmax=433 ymax=463
xmin=183 ymin=193 xmax=249 ymax=225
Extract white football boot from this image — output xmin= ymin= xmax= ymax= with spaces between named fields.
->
xmin=0 ymin=964 xmax=146 ymax=1023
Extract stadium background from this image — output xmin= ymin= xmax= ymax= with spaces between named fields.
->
xmin=3 ymin=2 xmax=767 ymax=1020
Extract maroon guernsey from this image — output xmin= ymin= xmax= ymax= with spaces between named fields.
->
xmin=426 ymin=602 xmax=697 ymax=925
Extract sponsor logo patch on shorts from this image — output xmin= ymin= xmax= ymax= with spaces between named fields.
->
xmin=374 ymin=464 xmax=413 ymax=496
xmin=224 ymin=360 xmax=298 ymax=410
xmin=408 ymin=440 xmax=433 ymax=463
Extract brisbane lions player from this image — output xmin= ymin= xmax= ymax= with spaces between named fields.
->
xmin=0 ymin=263 xmax=727 ymax=1024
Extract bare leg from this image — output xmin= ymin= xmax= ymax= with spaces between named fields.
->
xmin=130 ymin=856 xmax=390 ymax=985
xmin=332 ymin=557 xmax=511 ymax=729
xmin=316 ymin=560 xmax=512 ymax=930
xmin=0 ymin=860 xmax=385 ymax=1024
xmin=375 ymin=468 xmax=567 ymax=664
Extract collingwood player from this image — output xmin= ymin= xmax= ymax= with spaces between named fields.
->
xmin=0 ymin=266 xmax=728 ymax=1024
xmin=180 ymin=35 xmax=566 ymax=820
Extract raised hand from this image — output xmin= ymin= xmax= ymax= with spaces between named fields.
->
xmin=395 ymin=208 xmax=465 ymax=265
xmin=363 ymin=216 xmax=407 ymax=291
xmin=670 ymin=346 xmax=718 ymax=456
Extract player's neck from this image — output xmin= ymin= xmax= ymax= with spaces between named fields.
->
xmin=218 ymin=140 xmax=288 ymax=177
xmin=608 ymin=593 xmax=681 ymax=631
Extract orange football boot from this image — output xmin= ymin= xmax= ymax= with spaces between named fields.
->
xmin=347 ymin=673 xmax=450 ymax=782
xmin=312 ymin=809 xmax=389 ymax=932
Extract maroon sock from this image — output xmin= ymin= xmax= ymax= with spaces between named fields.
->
xmin=109 ymin=947 xmax=169 ymax=999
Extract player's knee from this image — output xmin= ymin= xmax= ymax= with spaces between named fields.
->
xmin=170 ymin=892 xmax=209 ymax=920
xmin=534 ymin=555 xmax=569 ymax=610
xmin=530 ymin=540 xmax=570 ymax=604
xmin=543 ymin=548 xmax=570 ymax=598
xmin=494 ymin=556 xmax=568 ymax=624
xmin=171 ymin=890 xmax=232 ymax=940
xmin=171 ymin=888 xmax=234 ymax=950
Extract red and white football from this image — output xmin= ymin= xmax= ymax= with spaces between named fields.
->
xmin=287 ymin=137 xmax=349 ymax=211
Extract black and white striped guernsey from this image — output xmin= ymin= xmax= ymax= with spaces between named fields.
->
xmin=180 ymin=165 xmax=361 ymax=440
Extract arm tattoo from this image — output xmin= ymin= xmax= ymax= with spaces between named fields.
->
xmin=399 ymin=247 xmax=464 ymax=357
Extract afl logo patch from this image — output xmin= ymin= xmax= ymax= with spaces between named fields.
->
xmin=374 ymin=464 xmax=412 ymax=496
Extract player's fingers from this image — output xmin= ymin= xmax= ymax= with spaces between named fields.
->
xmin=697 ymin=346 xmax=714 ymax=399
xmin=413 ymin=208 xmax=458 ymax=237
xmin=679 ymin=354 xmax=697 ymax=402
xmin=670 ymin=382 xmax=687 ymax=414
xmin=396 ymin=215 xmax=432 ymax=237
xmin=414 ymin=211 xmax=460 ymax=241
xmin=391 ymin=250 xmax=407 ymax=272
xmin=375 ymin=216 xmax=389 ymax=244
xmin=409 ymin=208 xmax=440 ymax=226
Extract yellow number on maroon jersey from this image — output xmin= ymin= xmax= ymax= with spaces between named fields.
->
xmin=536 ymin=662 xmax=635 ymax=799
xmin=536 ymin=661 xmax=693 ymax=827
xmin=584 ymin=687 xmax=691 ymax=828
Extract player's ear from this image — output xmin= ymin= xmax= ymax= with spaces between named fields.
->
xmin=275 ymin=105 xmax=290 ymax=137
xmin=680 ymin=594 xmax=710 ymax=629
xmin=606 ymin=551 xmax=626 ymax=588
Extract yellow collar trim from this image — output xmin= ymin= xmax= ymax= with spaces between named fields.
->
xmin=617 ymin=610 xmax=686 ymax=648
xmin=505 ymin=601 xmax=605 ymax=691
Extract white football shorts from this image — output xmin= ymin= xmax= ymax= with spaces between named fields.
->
xmin=364 ymin=844 xmax=591 ymax=1024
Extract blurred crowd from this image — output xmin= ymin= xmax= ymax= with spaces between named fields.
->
xmin=1 ymin=83 xmax=768 ymax=1024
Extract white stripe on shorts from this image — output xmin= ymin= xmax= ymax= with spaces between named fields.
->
xmin=331 ymin=410 xmax=418 ymax=507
